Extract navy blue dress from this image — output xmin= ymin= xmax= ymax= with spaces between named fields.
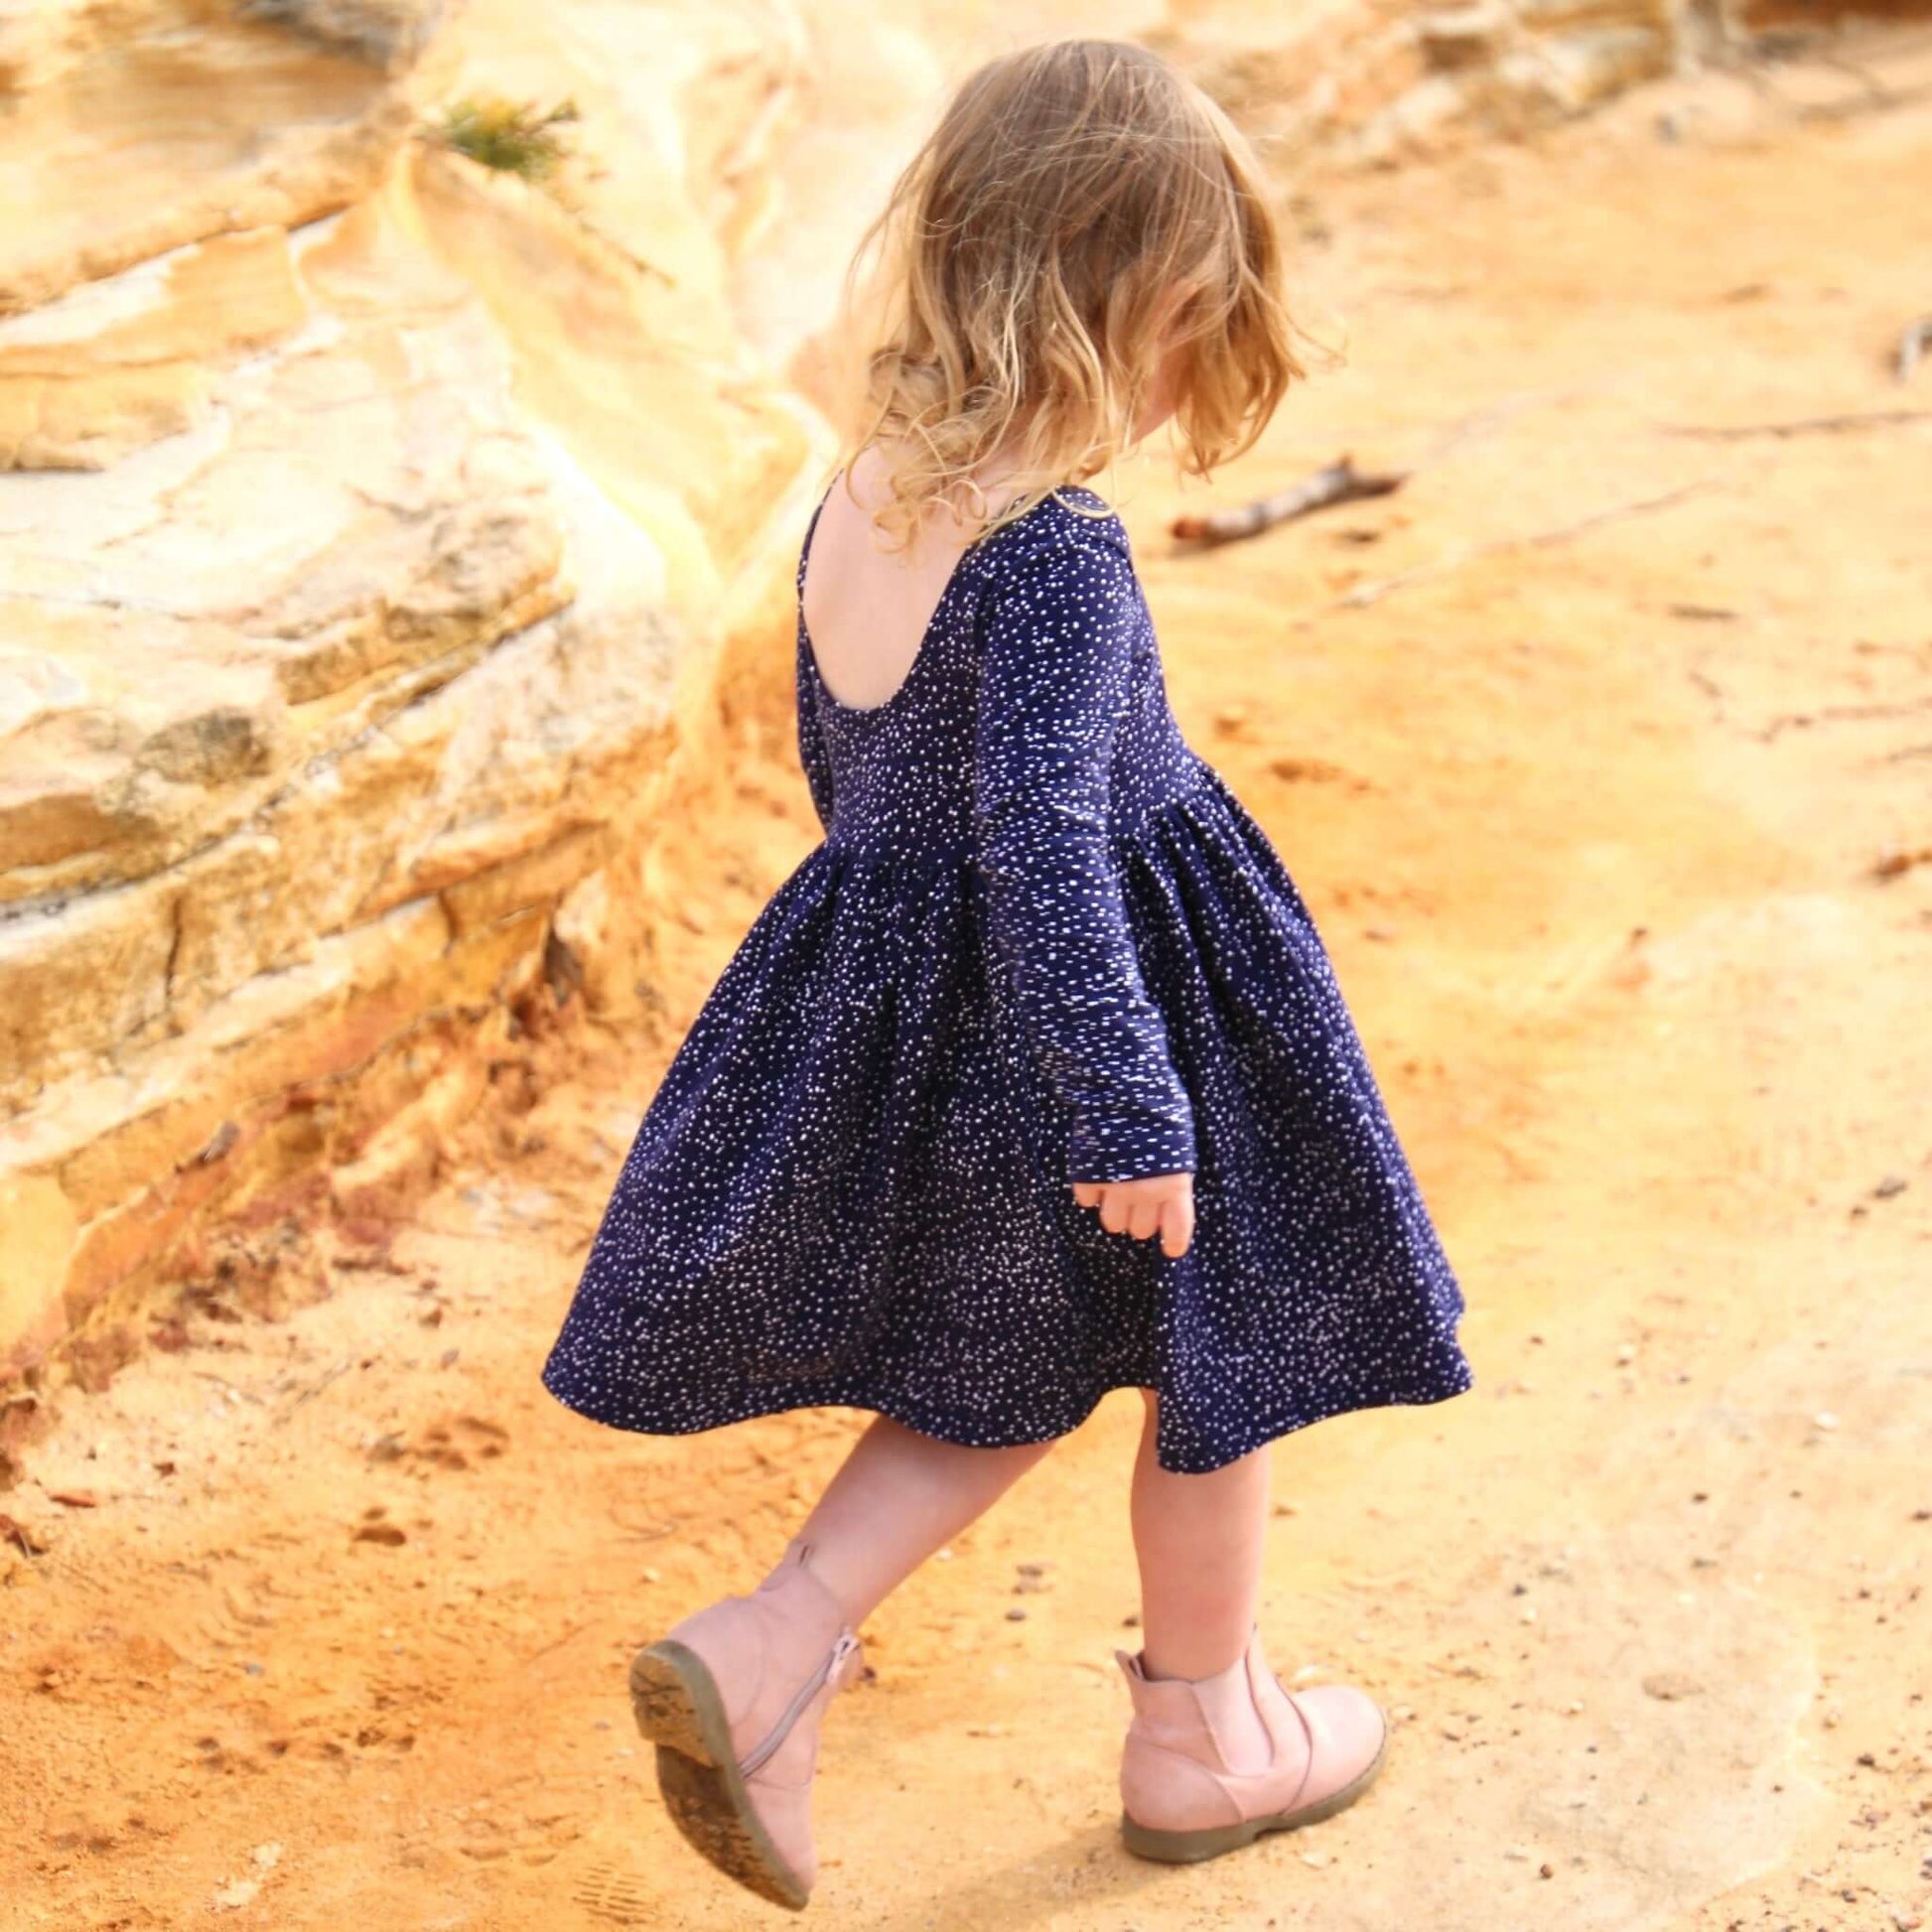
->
xmin=541 ymin=480 xmax=1472 ymax=1473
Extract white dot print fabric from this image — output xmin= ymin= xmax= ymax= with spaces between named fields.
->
xmin=542 ymin=483 xmax=1473 ymax=1472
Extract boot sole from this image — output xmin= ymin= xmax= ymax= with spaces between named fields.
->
xmin=1119 ymin=1719 xmax=1390 ymax=1864
xmin=628 ymin=1639 xmax=810 ymax=1911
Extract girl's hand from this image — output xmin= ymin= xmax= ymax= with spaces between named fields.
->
xmin=1070 ymin=1172 xmax=1195 ymax=1259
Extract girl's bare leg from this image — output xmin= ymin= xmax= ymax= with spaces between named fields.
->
xmin=790 ymin=1414 xmax=1057 ymax=1625
xmin=1130 ymin=1388 xmax=1272 ymax=1690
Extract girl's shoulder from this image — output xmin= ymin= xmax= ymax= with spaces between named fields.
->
xmin=976 ymin=483 xmax=1133 ymax=586
xmin=970 ymin=490 xmax=1147 ymax=660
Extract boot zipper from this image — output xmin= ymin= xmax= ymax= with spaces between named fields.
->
xmin=738 ymin=1632 xmax=860 ymax=1778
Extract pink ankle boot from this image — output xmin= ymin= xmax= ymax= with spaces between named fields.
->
xmin=1114 ymin=1622 xmax=1388 ymax=1863
xmin=629 ymin=1538 xmax=865 ymax=1909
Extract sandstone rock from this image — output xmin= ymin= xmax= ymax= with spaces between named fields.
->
xmin=0 ymin=1 xmax=825 ymax=1408
xmin=1156 ymin=0 xmax=1737 ymax=169
xmin=0 ymin=1172 xmax=75 ymax=1370
xmin=0 ymin=229 xmax=310 ymax=472
xmin=1534 ymin=23 xmax=1676 ymax=107
xmin=239 ymin=0 xmax=449 ymax=69
xmin=0 ymin=0 xmax=423 ymax=318
xmin=1415 ymin=1 xmax=1522 ymax=70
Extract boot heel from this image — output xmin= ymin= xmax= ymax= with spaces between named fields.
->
xmin=1120 ymin=1811 xmax=1270 ymax=1863
xmin=1123 ymin=1725 xmax=1388 ymax=1862
xmin=629 ymin=1640 xmax=730 ymax=1766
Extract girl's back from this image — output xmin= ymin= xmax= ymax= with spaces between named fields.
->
xmin=798 ymin=443 xmax=972 ymax=714
xmin=792 ymin=447 xmax=1205 ymax=878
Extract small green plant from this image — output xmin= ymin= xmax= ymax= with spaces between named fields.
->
xmin=430 ymin=96 xmax=581 ymax=183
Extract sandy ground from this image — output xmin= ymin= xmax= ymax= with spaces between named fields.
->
xmin=5 ymin=45 xmax=1931 ymax=1932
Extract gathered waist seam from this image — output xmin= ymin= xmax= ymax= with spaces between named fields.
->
xmin=819 ymin=755 xmax=1216 ymax=875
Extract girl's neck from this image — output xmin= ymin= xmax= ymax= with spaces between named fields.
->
xmin=858 ymin=431 xmax=1091 ymax=544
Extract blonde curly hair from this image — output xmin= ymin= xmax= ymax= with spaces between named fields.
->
xmin=826 ymin=38 xmax=1306 ymax=552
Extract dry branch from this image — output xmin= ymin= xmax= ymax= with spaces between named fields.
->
xmin=1758 ymin=696 xmax=1932 ymax=743
xmin=1659 ymin=408 xmax=1932 ymax=440
xmin=1898 ymin=318 xmax=1932 ymax=384
xmin=1171 ymin=457 xmax=1408 ymax=548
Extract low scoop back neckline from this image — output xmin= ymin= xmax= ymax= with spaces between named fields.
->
xmin=799 ymin=477 xmax=1117 ymax=719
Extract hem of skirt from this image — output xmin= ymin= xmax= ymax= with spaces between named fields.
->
xmin=537 ymin=1347 xmax=1475 ymax=1477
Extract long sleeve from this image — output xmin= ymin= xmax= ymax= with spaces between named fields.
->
xmin=972 ymin=534 xmax=1197 ymax=1184
xmin=795 ymin=630 xmax=837 ymax=833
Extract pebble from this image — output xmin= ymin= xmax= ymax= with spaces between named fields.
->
xmin=1520 ymin=1604 xmax=1538 ymax=1624
xmin=1641 ymin=1672 xmax=1704 ymax=1701
xmin=1813 ymin=1412 xmax=1840 ymax=1432
xmin=1540 ymin=1863 xmax=1556 ymax=1880
xmin=1292 ymin=1664 xmax=1324 ymax=1684
xmin=1005 ymin=1607 xmax=1027 ymax=1622
xmin=1615 ymin=1343 xmax=1636 ymax=1365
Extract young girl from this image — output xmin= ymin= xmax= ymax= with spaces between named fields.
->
xmin=541 ymin=36 xmax=1471 ymax=1910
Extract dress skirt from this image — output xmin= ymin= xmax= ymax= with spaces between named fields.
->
xmin=541 ymin=481 xmax=1472 ymax=1473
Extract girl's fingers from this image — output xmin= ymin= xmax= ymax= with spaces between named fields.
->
xmin=1071 ymin=1176 xmax=1196 ymax=1256
xmin=1160 ymin=1188 xmax=1195 ymax=1259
